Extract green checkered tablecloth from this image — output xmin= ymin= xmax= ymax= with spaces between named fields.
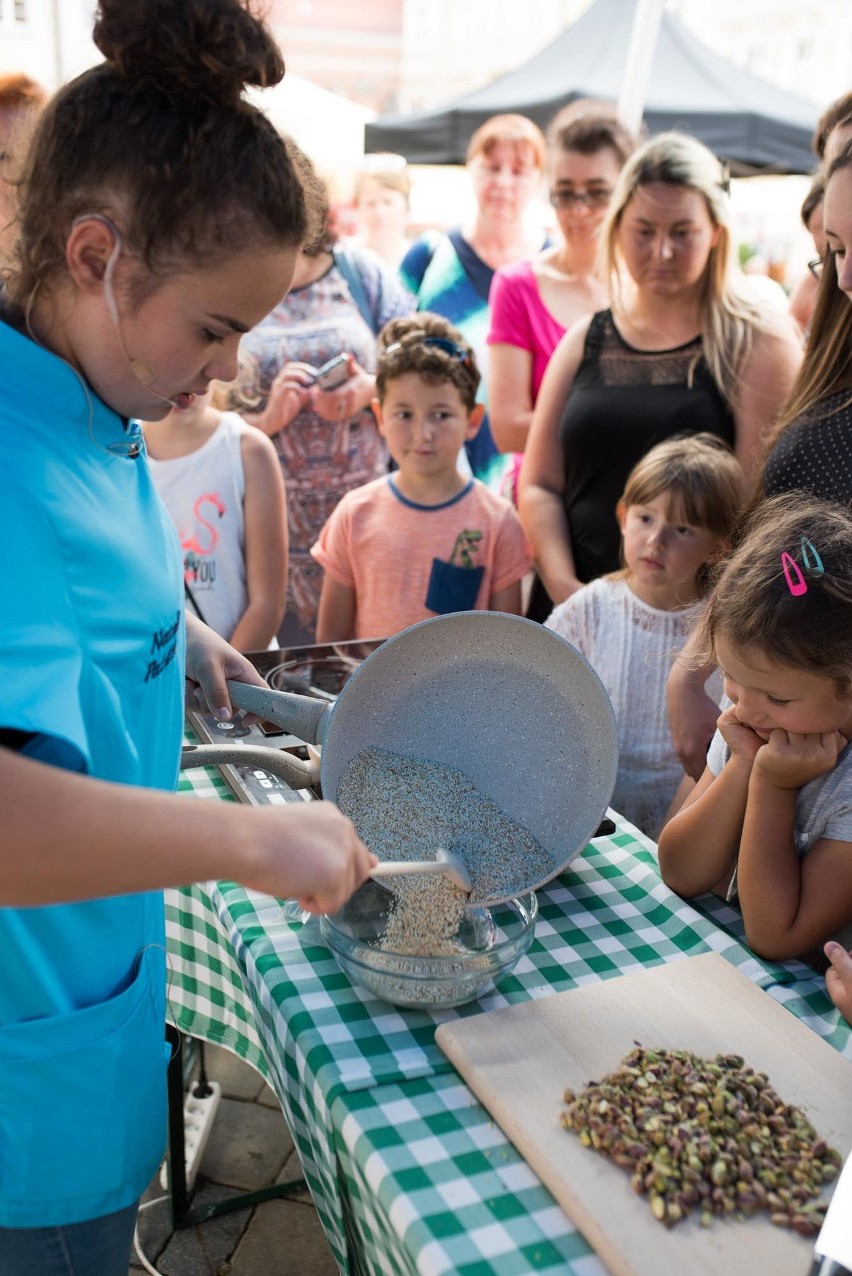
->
xmin=167 ymin=763 xmax=270 ymax=1079
xmin=167 ymin=759 xmax=851 ymax=1275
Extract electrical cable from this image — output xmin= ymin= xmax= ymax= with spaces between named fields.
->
xmin=132 ymin=1194 xmax=169 ymax=1275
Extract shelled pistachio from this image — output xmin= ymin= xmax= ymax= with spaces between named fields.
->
xmin=560 ymin=1045 xmax=840 ymax=1234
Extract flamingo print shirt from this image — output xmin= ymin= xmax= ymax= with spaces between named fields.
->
xmin=147 ymin=412 xmax=250 ymax=639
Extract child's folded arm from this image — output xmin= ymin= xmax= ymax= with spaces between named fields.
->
xmin=657 ymin=758 xmax=751 ymax=897
xmin=736 ymin=783 xmax=852 ymax=961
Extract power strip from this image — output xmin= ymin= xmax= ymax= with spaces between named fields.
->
xmin=159 ymin=1081 xmax=222 ymax=1193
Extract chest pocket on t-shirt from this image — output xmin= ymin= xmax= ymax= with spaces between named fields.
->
xmin=425 ymin=529 xmax=485 ymax=614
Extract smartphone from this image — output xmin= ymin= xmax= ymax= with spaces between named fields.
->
xmin=314 ymin=353 xmax=351 ymax=391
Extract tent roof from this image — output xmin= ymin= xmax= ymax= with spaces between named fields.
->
xmin=365 ymin=0 xmax=820 ymax=174
xmin=246 ymin=74 xmax=375 ymax=172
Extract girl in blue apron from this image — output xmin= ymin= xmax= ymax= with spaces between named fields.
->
xmin=0 ymin=3 xmax=374 ymax=1272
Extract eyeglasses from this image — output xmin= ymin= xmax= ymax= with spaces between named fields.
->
xmin=383 ymin=335 xmax=473 ymax=370
xmin=549 ymin=187 xmax=613 ymax=210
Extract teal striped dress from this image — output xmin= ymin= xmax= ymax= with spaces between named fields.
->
xmin=400 ymin=228 xmax=521 ymax=494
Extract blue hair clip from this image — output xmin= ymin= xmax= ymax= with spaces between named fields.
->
xmin=800 ymin=536 xmax=824 ymax=576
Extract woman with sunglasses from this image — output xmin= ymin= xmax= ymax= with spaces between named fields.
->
xmin=519 ymin=131 xmax=803 ymax=622
xmin=487 ymin=104 xmax=637 ymax=468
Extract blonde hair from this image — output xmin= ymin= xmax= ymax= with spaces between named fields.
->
xmin=601 ymin=132 xmax=764 ymax=405
xmin=618 ymin=433 xmax=743 ymax=594
xmin=354 ymin=155 xmax=411 ymax=206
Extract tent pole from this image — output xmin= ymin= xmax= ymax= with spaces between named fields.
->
xmin=616 ymin=0 xmax=664 ymax=133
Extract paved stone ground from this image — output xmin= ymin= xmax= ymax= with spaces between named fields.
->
xmin=129 ymin=1043 xmax=338 ymax=1276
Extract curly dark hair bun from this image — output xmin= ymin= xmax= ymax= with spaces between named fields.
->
xmin=93 ymin=0 xmax=285 ymax=106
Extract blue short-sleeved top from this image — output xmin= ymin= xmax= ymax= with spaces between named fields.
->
xmin=0 ymin=317 xmax=185 ymax=1225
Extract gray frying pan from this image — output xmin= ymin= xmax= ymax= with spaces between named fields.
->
xmin=182 ymin=612 xmax=618 ymax=903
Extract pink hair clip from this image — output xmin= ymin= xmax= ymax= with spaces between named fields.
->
xmin=781 ymin=537 xmax=824 ymax=597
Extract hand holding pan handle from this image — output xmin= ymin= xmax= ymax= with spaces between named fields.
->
xmin=181 ymin=680 xmax=332 ymax=789
xmin=225 ymin=678 xmax=332 ymax=745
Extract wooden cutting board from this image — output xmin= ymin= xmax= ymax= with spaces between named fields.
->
xmin=435 ymin=953 xmax=852 ymax=1276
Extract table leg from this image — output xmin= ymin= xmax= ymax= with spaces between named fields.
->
xmin=165 ymin=1026 xmax=308 ymax=1229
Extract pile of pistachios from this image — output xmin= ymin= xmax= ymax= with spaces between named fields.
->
xmin=560 ymin=1045 xmax=841 ymax=1234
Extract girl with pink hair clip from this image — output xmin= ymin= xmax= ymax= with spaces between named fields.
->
xmin=658 ymin=493 xmax=852 ymax=968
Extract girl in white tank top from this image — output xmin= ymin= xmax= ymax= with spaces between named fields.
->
xmin=144 ymin=389 xmax=288 ymax=650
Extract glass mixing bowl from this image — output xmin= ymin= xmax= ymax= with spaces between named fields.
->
xmin=320 ymin=883 xmax=537 ymax=1009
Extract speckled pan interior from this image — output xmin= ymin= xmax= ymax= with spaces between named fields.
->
xmin=320 ymin=611 xmax=618 ymax=898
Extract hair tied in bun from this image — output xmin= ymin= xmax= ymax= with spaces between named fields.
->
xmin=92 ymin=0 xmax=285 ymax=107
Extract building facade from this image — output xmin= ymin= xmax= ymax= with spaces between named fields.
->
xmin=668 ymin=0 xmax=851 ymax=109
xmin=0 ymin=0 xmax=97 ymax=92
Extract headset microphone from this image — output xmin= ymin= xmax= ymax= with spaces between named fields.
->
xmin=74 ymin=212 xmax=178 ymax=411
xmin=128 ymin=359 xmax=157 ymax=385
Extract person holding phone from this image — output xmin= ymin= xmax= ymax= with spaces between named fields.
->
xmin=233 ymin=143 xmax=414 ymax=645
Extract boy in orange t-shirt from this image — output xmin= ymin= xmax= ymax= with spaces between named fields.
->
xmin=311 ymin=314 xmax=532 ymax=641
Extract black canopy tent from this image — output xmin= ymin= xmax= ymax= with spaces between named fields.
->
xmin=365 ymin=0 xmax=819 ymax=175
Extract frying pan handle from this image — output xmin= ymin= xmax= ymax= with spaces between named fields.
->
xmin=180 ymin=744 xmax=318 ymax=789
xmin=225 ymin=678 xmax=329 ymax=745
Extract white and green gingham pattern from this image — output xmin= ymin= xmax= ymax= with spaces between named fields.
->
xmin=335 ymin=1075 xmax=608 ymax=1276
xmin=167 ymin=764 xmax=270 ymax=1077
xmin=168 ymin=761 xmax=851 ymax=1274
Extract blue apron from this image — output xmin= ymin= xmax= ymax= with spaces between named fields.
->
xmin=0 ymin=318 xmax=184 ymax=1225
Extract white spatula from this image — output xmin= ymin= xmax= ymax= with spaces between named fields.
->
xmin=371 ymin=848 xmax=471 ymax=893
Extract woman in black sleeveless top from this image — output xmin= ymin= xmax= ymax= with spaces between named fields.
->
xmin=555 ymin=309 xmax=735 ymax=586
xmin=519 ymin=132 xmax=802 ymax=621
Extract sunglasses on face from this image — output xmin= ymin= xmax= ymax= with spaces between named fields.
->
xmin=549 ymin=187 xmax=613 ymax=210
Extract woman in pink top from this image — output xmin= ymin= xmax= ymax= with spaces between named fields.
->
xmin=487 ymin=104 xmax=638 ymax=459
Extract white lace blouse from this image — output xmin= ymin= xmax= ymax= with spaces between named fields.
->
xmin=546 ymin=576 xmax=720 ymax=840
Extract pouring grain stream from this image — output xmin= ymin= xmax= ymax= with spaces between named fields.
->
xmin=336 ymin=747 xmax=552 ymax=953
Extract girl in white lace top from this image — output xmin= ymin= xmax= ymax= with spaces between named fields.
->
xmin=546 ymin=434 xmax=742 ymax=838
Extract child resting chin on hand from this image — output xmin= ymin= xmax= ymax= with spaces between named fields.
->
xmin=658 ymin=494 xmax=852 ymax=966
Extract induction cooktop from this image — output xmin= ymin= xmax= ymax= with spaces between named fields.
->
xmin=186 ymin=639 xmax=386 ymax=806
